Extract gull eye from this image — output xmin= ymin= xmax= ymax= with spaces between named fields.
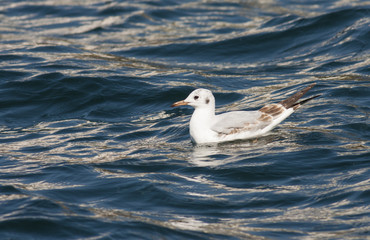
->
xmin=194 ymin=95 xmax=199 ymax=100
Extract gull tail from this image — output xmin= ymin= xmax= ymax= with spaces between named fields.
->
xmin=279 ymin=83 xmax=320 ymax=110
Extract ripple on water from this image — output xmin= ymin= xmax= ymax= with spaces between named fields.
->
xmin=0 ymin=0 xmax=369 ymax=239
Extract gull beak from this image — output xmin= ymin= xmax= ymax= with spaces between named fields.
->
xmin=171 ymin=100 xmax=189 ymax=107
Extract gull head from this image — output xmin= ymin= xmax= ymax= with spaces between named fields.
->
xmin=171 ymin=88 xmax=215 ymax=109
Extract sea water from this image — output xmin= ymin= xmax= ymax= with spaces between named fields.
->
xmin=0 ymin=1 xmax=369 ymax=239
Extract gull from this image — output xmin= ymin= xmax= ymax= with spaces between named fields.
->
xmin=171 ymin=83 xmax=319 ymax=144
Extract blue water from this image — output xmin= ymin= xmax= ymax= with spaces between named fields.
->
xmin=0 ymin=0 xmax=369 ymax=239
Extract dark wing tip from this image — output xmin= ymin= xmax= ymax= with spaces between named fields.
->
xmin=292 ymin=94 xmax=321 ymax=110
xmin=279 ymin=83 xmax=317 ymax=109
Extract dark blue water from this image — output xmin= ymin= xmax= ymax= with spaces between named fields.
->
xmin=0 ymin=0 xmax=369 ymax=239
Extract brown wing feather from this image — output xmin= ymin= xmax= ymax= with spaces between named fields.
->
xmin=259 ymin=104 xmax=285 ymax=117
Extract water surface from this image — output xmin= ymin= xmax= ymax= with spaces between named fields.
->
xmin=0 ymin=0 xmax=369 ymax=239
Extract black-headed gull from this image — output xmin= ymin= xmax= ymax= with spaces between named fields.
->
xmin=172 ymin=83 xmax=319 ymax=144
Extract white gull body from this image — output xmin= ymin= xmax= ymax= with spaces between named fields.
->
xmin=172 ymin=84 xmax=318 ymax=144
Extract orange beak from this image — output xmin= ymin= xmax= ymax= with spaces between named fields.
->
xmin=171 ymin=100 xmax=189 ymax=107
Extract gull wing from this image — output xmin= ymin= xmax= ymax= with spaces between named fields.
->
xmin=211 ymin=110 xmax=270 ymax=135
xmin=210 ymin=84 xmax=319 ymax=136
xmin=211 ymin=104 xmax=289 ymax=135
